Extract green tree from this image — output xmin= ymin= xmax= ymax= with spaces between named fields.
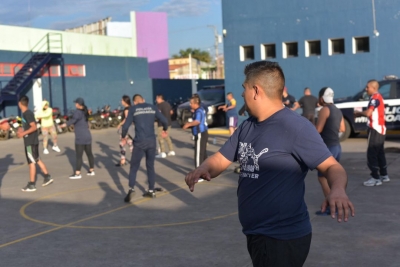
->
xmin=172 ymin=48 xmax=212 ymax=63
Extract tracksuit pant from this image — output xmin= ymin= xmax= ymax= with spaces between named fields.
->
xmin=194 ymin=131 xmax=209 ymax=167
xmin=367 ymin=128 xmax=388 ymax=179
xmin=128 ymin=139 xmax=156 ymax=190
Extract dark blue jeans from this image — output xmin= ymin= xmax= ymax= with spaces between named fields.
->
xmin=128 ymin=139 xmax=156 ymax=190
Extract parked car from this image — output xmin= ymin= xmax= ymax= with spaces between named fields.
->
xmin=334 ymin=76 xmax=400 ymax=141
xmin=176 ymin=85 xmax=226 ymax=127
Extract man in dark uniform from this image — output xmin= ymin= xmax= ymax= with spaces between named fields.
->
xmin=122 ymin=94 xmax=168 ymax=201
xmin=282 ymin=86 xmax=299 ymax=110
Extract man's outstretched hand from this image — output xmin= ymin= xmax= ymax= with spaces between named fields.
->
xmin=185 ymin=167 xmax=211 ymax=192
xmin=321 ymin=188 xmax=355 ymax=223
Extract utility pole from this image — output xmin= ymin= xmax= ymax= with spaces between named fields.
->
xmin=208 ymin=25 xmax=220 ymax=79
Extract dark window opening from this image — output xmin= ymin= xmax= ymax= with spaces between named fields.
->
xmin=355 ymin=37 xmax=369 ymax=53
xmin=242 ymin=46 xmax=254 ymax=61
xmin=331 ymin=39 xmax=345 ymax=54
xmin=263 ymin=44 xmax=276 ymax=59
xmin=286 ymin=42 xmax=298 ymax=57
xmin=308 ymin=41 xmax=321 ymax=56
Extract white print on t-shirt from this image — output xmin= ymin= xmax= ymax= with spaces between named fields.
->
xmin=134 ymin=107 xmax=156 ymax=116
xmin=238 ymin=142 xmax=268 ymax=179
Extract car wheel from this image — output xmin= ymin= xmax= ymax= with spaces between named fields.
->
xmin=339 ymin=119 xmax=351 ymax=142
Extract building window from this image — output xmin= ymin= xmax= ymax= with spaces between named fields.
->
xmin=240 ymin=45 xmax=255 ymax=61
xmin=283 ymin=42 xmax=298 ymax=58
xmin=328 ymin=38 xmax=345 ymax=55
xmin=353 ymin=37 xmax=369 ymax=54
xmin=261 ymin=44 xmax=276 ymax=59
xmin=305 ymin=40 xmax=321 ymax=57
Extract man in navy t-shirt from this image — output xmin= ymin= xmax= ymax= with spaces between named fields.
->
xmin=122 ymin=94 xmax=168 ymax=201
xmin=184 ymin=61 xmax=354 ymax=267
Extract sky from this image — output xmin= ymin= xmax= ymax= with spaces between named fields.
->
xmin=0 ymin=0 xmax=223 ymax=57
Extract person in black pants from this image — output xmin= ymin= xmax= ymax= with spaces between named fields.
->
xmin=183 ymin=95 xmax=209 ymax=168
xmin=116 ymin=95 xmax=133 ymax=166
xmin=122 ymin=94 xmax=168 ymax=201
xmin=67 ymin=97 xmax=95 ymax=179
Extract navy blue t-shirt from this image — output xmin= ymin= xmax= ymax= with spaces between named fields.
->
xmin=122 ymin=103 xmax=168 ymax=145
xmin=191 ymin=107 xmax=208 ymax=136
xmin=219 ymin=108 xmax=331 ymax=240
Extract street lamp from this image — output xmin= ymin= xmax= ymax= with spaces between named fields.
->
xmin=372 ymin=0 xmax=379 ymax=36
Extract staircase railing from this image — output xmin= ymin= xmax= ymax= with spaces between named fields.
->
xmin=12 ymin=33 xmax=63 ymax=76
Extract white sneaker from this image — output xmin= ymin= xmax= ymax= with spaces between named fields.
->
xmin=156 ymin=152 xmax=167 ymax=158
xmin=380 ymin=175 xmax=390 ymax=182
xmin=69 ymin=174 xmax=82 ymax=179
xmin=43 ymin=149 xmax=49 ymax=155
xmin=363 ymin=177 xmax=383 ymax=187
xmin=87 ymin=171 xmax=95 ymax=176
xmin=52 ymin=146 xmax=61 ymax=152
xmin=167 ymin=151 xmax=176 ymax=156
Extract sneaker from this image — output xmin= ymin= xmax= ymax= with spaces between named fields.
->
xmin=363 ymin=177 xmax=383 ymax=187
xmin=124 ymin=188 xmax=135 ymax=203
xmin=52 ymin=146 xmax=61 ymax=152
xmin=380 ymin=175 xmax=390 ymax=183
xmin=87 ymin=171 xmax=95 ymax=176
xmin=22 ymin=182 xmax=36 ymax=192
xmin=42 ymin=174 xmax=53 ymax=187
xmin=156 ymin=152 xmax=167 ymax=158
xmin=43 ymin=149 xmax=49 ymax=155
xmin=69 ymin=173 xmax=82 ymax=179
xmin=143 ymin=190 xmax=156 ymax=198
xmin=154 ymin=187 xmax=164 ymax=192
xmin=115 ymin=162 xmax=127 ymax=167
xmin=167 ymin=151 xmax=176 ymax=156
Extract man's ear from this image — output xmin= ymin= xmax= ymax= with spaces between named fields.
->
xmin=253 ymin=85 xmax=259 ymax=100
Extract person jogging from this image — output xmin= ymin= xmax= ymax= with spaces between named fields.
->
xmin=67 ymin=97 xmax=95 ymax=179
xmin=315 ymin=87 xmax=346 ymax=215
xmin=116 ymin=95 xmax=133 ymax=167
xmin=122 ymin=94 xmax=168 ymax=201
xmin=355 ymin=79 xmax=390 ymax=186
xmin=183 ymin=95 xmax=209 ymax=168
xmin=18 ymin=95 xmax=53 ymax=192
xmin=155 ymin=94 xmax=175 ymax=158
xmin=218 ymin=92 xmax=238 ymax=136
xmin=35 ymin=100 xmax=61 ymax=154
xmin=185 ymin=61 xmax=354 ymax=266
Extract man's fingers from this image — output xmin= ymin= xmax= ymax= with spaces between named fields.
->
xmin=349 ymin=201 xmax=355 ymax=217
xmin=343 ymin=202 xmax=350 ymax=222
xmin=336 ymin=202 xmax=344 ymax=222
xmin=329 ymin=201 xmax=336 ymax=219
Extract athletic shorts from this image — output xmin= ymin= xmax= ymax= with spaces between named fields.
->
xmin=25 ymin=144 xmax=40 ymax=164
xmin=228 ymin=116 xmax=238 ymax=128
xmin=318 ymin=145 xmax=341 ymax=177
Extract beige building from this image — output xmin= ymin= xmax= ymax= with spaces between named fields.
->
xmin=169 ymin=57 xmax=220 ymax=79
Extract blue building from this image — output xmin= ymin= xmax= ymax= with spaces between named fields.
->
xmin=222 ymin=0 xmax=400 ymax=107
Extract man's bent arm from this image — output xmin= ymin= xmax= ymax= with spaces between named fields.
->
xmin=317 ymin=156 xmax=355 ymax=222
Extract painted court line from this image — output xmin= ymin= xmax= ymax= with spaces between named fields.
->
xmin=0 ymin=181 xmax=237 ymax=249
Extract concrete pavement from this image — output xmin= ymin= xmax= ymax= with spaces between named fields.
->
xmin=0 ymin=126 xmax=400 ymax=267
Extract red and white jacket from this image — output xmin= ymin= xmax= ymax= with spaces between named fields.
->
xmin=367 ymin=93 xmax=386 ymax=135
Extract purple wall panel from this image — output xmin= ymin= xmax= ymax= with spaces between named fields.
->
xmin=135 ymin=12 xmax=169 ymax=79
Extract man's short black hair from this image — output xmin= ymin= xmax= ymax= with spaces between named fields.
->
xmin=156 ymin=94 xmax=164 ymax=100
xmin=133 ymin=94 xmax=143 ymax=102
xmin=304 ymin=87 xmax=310 ymax=92
xmin=19 ymin=95 xmax=29 ymax=107
xmin=244 ymin=61 xmax=285 ymax=99
xmin=190 ymin=95 xmax=201 ymax=105
xmin=227 ymin=92 xmax=233 ymax=96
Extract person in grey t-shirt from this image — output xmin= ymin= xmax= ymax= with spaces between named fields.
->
xmin=294 ymin=87 xmax=319 ymax=125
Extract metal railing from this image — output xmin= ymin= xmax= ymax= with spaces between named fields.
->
xmin=12 ymin=33 xmax=63 ymax=76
